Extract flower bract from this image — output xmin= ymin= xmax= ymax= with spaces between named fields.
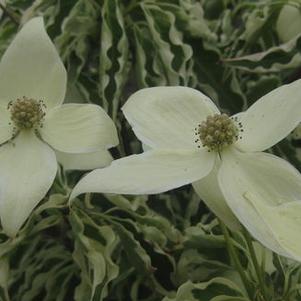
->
xmin=0 ymin=17 xmax=118 ymax=236
xmin=71 ymin=80 xmax=301 ymax=261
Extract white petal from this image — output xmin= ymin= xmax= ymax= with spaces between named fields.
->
xmin=70 ymin=149 xmax=215 ymax=199
xmin=235 ymin=79 xmax=301 ymax=152
xmin=0 ymin=17 xmax=66 ymax=108
xmin=192 ymin=162 xmax=241 ymax=231
xmin=0 ymin=107 xmax=13 ymax=144
xmin=218 ymin=149 xmax=301 ymax=258
xmin=0 ymin=132 xmax=57 ymax=236
xmin=142 ymin=143 xmax=151 ymax=152
xmin=244 ymin=194 xmax=301 ymax=261
xmin=56 ymin=149 xmax=113 ymax=170
xmin=40 ymin=104 xmax=118 ymax=153
xmin=122 ymin=87 xmax=219 ymax=149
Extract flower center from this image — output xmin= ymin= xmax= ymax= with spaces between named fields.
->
xmin=8 ymin=97 xmax=46 ymax=130
xmin=194 ymin=113 xmax=242 ymax=152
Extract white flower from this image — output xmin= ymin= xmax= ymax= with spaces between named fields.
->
xmin=0 ymin=17 xmax=118 ymax=236
xmin=71 ymin=81 xmax=301 ymax=261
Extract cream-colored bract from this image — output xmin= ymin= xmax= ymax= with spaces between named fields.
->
xmin=71 ymin=82 xmax=301 ymax=261
xmin=0 ymin=17 xmax=118 ymax=236
xmin=56 ymin=149 xmax=113 ymax=171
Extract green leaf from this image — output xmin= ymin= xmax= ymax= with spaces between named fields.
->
xmin=70 ymin=208 xmax=119 ymax=301
xmin=184 ymin=224 xmax=225 ymax=250
xmin=224 ymin=34 xmax=301 ymax=73
xmin=99 ymin=0 xmax=129 ymax=120
xmin=10 ymin=236 xmax=76 ymax=301
xmin=112 ymin=222 xmax=153 ymax=276
xmin=55 ymin=0 xmax=100 ymax=77
xmin=193 ymin=42 xmax=247 ymax=113
xmin=141 ymin=3 xmax=194 ymax=86
xmin=162 ymin=278 xmax=249 ymax=301
xmin=0 ymin=20 xmax=17 ymax=58
xmin=176 ymin=249 xmax=230 ymax=284
xmin=133 ymin=24 xmax=168 ymax=87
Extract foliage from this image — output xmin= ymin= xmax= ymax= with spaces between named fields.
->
xmin=0 ymin=0 xmax=301 ymax=300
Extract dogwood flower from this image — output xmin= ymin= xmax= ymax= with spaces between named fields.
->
xmin=0 ymin=17 xmax=118 ymax=236
xmin=71 ymin=81 xmax=301 ymax=261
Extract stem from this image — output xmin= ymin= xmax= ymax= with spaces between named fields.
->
xmin=219 ymin=220 xmax=253 ymax=299
xmin=243 ymin=228 xmax=269 ymax=301
xmin=0 ymin=3 xmax=19 ymax=25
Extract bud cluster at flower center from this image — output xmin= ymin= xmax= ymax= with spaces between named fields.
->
xmin=8 ymin=97 xmax=46 ymax=130
xmin=195 ymin=113 xmax=241 ymax=152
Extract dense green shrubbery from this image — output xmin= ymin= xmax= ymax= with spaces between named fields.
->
xmin=1 ymin=0 xmax=301 ymax=300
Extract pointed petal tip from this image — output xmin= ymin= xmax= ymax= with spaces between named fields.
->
xmin=236 ymin=79 xmax=301 ymax=152
xmin=0 ymin=132 xmax=57 ymax=237
xmin=0 ymin=13 xmax=67 ymax=108
xmin=25 ymin=16 xmax=44 ymax=26
xmin=69 ymin=149 xmax=215 ymax=203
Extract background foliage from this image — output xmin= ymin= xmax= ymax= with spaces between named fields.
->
xmin=0 ymin=0 xmax=301 ymax=300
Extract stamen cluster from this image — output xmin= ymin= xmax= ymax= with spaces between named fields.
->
xmin=8 ymin=97 xmax=46 ymax=130
xmin=195 ymin=113 xmax=242 ymax=152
